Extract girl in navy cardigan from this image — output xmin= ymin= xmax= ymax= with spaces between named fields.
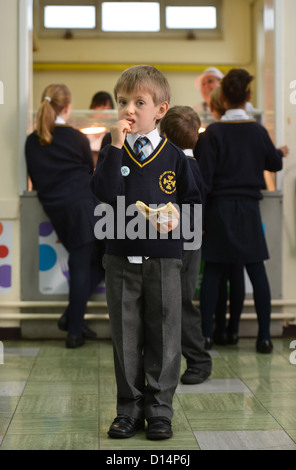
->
xmin=194 ymin=69 xmax=288 ymax=354
xmin=25 ymin=84 xmax=105 ymax=348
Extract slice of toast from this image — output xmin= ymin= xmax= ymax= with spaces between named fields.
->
xmin=136 ymin=200 xmax=179 ymax=222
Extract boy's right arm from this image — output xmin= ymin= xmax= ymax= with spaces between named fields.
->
xmin=90 ymin=120 xmax=132 ymax=203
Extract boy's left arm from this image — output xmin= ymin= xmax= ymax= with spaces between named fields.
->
xmin=176 ymin=153 xmax=203 ymax=247
xmin=177 ymin=152 xmax=203 ymax=207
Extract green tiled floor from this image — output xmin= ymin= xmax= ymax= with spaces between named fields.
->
xmin=0 ymin=338 xmax=296 ymax=450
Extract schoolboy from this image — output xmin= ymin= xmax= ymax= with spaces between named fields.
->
xmin=91 ymin=66 xmax=202 ymax=440
xmin=160 ymin=106 xmax=212 ymax=384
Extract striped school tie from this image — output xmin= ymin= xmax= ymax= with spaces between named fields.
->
xmin=133 ymin=137 xmax=149 ymax=162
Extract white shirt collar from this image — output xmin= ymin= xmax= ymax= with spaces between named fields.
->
xmin=126 ymin=128 xmax=161 ymax=151
xmin=55 ymin=116 xmax=67 ymax=124
xmin=183 ymin=149 xmax=194 ymax=157
xmin=220 ymin=108 xmax=251 ymax=121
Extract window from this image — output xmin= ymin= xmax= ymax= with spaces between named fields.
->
xmin=44 ymin=5 xmax=96 ymax=29
xmin=36 ymin=0 xmax=221 ymax=38
xmin=166 ymin=6 xmax=217 ymax=30
xmin=102 ymin=2 xmax=160 ymax=32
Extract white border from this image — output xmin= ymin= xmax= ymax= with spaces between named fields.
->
xmin=18 ymin=0 xmax=33 ymax=195
xmin=274 ymin=0 xmax=285 ymax=191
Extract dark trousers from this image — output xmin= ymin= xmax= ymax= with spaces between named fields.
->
xmin=181 ymin=249 xmax=212 ymax=374
xmin=103 ymin=254 xmax=182 ymax=421
xmin=66 ymin=241 xmax=105 ymax=336
xmin=214 ymin=263 xmax=245 ymax=336
xmin=200 ymin=261 xmax=271 ymax=341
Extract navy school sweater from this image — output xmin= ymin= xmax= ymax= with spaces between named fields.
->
xmin=90 ymin=137 xmax=202 ymax=258
xmin=194 ymin=120 xmax=283 ymax=201
xmin=25 ymin=125 xmax=95 ymax=208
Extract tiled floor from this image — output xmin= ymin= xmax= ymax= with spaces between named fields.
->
xmin=0 ymin=337 xmax=296 ymax=451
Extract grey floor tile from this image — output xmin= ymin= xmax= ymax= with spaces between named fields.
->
xmin=177 ymin=378 xmax=251 ymax=394
xmin=208 ymin=349 xmax=221 ymax=356
xmin=194 ymin=430 xmax=296 ymax=450
xmin=4 ymin=348 xmax=40 ymax=357
xmin=0 ymin=381 xmax=26 ymax=396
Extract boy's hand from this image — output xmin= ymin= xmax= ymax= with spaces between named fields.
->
xmin=149 ymin=214 xmax=179 ymax=234
xmin=110 ymin=120 xmax=132 ymax=149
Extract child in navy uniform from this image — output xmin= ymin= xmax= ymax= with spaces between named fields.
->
xmin=25 ymin=83 xmax=105 ymax=349
xmin=160 ymin=106 xmax=212 ymax=384
xmin=195 ymin=69 xmax=288 ymax=354
xmin=91 ymin=65 xmax=202 ymax=440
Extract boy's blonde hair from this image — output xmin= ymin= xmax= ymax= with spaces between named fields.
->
xmin=160 ymin=106 xmax=201 ymax=150
xmin=114 ymin=65 xmax=171 ymax=106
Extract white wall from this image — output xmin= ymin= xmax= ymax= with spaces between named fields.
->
xmin=0 ymin=0 xmax=20 ymax=312
xmin=282 ymin=0 xmax=296 ymax=299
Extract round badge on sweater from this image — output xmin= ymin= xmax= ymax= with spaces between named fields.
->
xmin=121 ymin=166 xmax=130 ymax=177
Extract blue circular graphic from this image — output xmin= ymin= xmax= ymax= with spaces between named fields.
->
xmin=39 ymin=244 xmax=57 ymax=271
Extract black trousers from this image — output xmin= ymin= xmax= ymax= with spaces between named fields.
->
xmin=200 ymin=261 xmax=271 ymax=341
xmin=181 ymin=249 xmax=212 ymax=374
xmin=214 ymin=263 xmax=245 ymax=336
xmin=66 ymin=240 xmax=105 ymax=337
xmin=103 ymin=254 xmax=182 ymax=421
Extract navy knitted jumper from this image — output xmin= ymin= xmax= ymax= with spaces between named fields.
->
xmin=91 ymin=137 xmax=202 ymax=259
xmin=194 ymin=120 xmax=283 ymax=201
xmin=25 ymin=125 xmax=99 ymax=251
xmin=25 ymin=125 xmax=95 ymax=207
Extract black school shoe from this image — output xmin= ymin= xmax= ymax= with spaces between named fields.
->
xmin=256 ymin=339 xmax=273 ymax=354
xmin=108 ymin=415 xmax=145 ymax=438
xmin=66 ymin=334 xmax=85 ymax=349
xmin=204 ymin=337 xmax=213 ymax=350
xmin=146 ymin=417 xmax=173 ymax=440
xmin=58 ymin=313 xmax=97 ymax=339
xmin=181 ymin=368 xmax=211 ymax=385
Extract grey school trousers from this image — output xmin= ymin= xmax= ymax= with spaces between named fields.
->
xmin=181 ymin=249 xmax=212 ymax=374
xmin=103 ymin=254 xmax=182 ymax=421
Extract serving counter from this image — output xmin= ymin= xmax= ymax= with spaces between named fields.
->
xmin=20 ymin=190 xmax=283 ymax=301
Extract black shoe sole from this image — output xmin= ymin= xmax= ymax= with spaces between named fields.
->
xmin=146 ymin=431 xmax=173 ymax=440
xmin=58 ymin=316 xmax=97 ymax=339
xmin=108 ymin=430 xmax=138 ymax=439
xmin=181 ymin=375 xmax=210 ymax=385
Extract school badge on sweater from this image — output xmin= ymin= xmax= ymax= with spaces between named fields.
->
xmin=159 ymin=171 xmax=176 ymax=194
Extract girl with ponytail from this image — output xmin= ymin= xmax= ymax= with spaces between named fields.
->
xmin=36 ymin=83 xmax=71 ymax=145
xmin=25 ymin=83 xmax=105 ymax=348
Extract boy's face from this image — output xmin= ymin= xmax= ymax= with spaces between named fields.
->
xmin=116 ymin=88 xmax=168 ymax=135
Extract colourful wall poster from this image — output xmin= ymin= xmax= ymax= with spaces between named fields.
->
xmin=38 ymin=221 xmax=69 ymax=294
xmin=38 ymin=221 xmax=105 ymax=295
xmin=0 ymin=221 xmax=12 ymax=294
